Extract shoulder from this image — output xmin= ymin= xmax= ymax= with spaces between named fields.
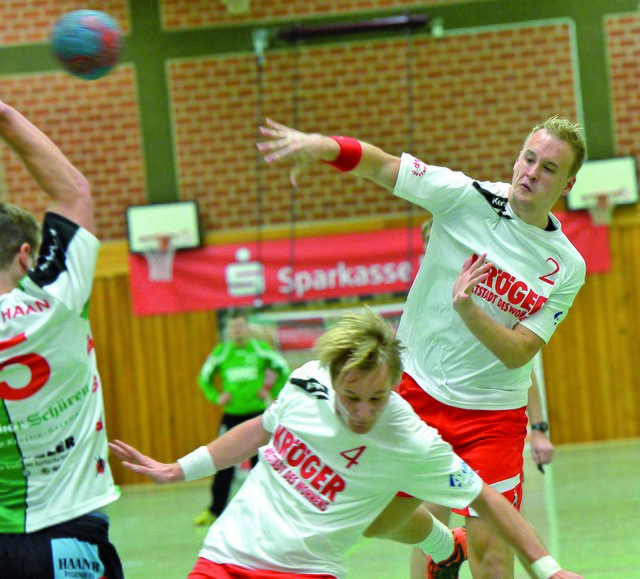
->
xmin=287 ymin=361 xmax=331 ymax=400
xmin=380 ymin=393 xmax=439 ymax=444
xmin=28 ymin=212 xmax=99 ymax=289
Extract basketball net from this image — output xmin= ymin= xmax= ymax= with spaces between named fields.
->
xmin=588 ymin=194 xmax=614 ymax=226
xmin=142 ymin=235 xmax=176 ymax=282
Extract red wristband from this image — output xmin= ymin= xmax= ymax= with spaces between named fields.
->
xmin=323 ymin=136 xmax=363 ymax=172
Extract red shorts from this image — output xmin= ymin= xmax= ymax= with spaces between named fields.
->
xmin=399 ymin=373 xmax=528 ymax=516
xmin=188 ymin=558 xmax=337 ymax=579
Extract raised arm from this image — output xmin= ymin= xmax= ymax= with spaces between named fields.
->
xmin=257 ymin=118 xmax=401 ymax=191
xmin=0 ymin=101 xmax=93 ymax=232
xmin=452 ymin=254 xmax=545 ymax=368
xmin=109 ymin=416 xmax=270 ymax=484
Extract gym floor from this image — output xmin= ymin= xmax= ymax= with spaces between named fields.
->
xmin=108 ymin=438 xmax=640 ymax=578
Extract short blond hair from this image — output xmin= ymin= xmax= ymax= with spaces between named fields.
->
xmin=314 ymin=308 xmax=403 ymax=388
xmin=527 ymin=115 xmax=586 ymax=178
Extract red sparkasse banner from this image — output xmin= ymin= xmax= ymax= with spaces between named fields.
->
xmin=129 ymin=228 xmax=425 ymax=316
xmin=128 ymin=212 xmax=610 ymax=316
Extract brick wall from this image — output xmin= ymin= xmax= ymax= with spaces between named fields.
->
xmin=161 ymin=0 xmax=481 ymax=29
xmin=0 ymin=66 xmax=146 ymax=240
xmin=170 ymin=22 xmax=577 ymax=232
xmin=607 ymin=13 xmax=640 ymax=162
xmin=1 ymin=2 xmax=639 ymax=241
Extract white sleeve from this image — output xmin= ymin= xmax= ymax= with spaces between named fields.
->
xmin=401 ymin=429 xmax=484 ymax=508
xmin=520 ymin=260 xmax=586 ymax=343
xmin=393 ymin=153 xmax=474 ymax=216
xmin=262 ymin=384 xmax=289 ymax=432
xmin=27 ymin=212 xmax=99 ymax=315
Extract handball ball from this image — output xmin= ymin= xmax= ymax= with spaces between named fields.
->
xmin=51 ymin=10 xmax=122 ymax=80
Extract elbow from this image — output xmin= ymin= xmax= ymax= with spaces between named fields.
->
xmin=499 ymin=348 xmax=536 ymax=369
xmin=502 ymin=356 xmax=529 ymax=370
xmin=72 ymin=173 xmax=93 ymax=214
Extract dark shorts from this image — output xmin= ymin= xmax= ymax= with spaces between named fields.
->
xmin=399 ymin=372 xmax=528 ymax=515
xmin=0 ymin=512 xmax=123 ymax=579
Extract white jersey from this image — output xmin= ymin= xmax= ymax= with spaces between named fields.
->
xmin=198 ymin=361 xmax=482 ymax=578
xmin=0 ymin=212 xmax=119 ymax=533
xmin=394 ymin=155 xmax=586 ymax=409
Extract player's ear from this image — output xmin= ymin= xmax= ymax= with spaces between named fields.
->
xmin=561 ymin=175 xmax=576 ymax=197
xmin=17 ymin=243 xmax=33 ymax=271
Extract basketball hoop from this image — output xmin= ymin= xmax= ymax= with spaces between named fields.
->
xmin=140 ymin=235 xmax=176 ymax=282
xmin=583 ymin=189 xmax=626 ymax=227
xmin=588 ymin=194 xmax=614 ymax=226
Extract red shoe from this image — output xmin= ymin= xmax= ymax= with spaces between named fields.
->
xmin=426 ymin=526 xmax=467 ymax=579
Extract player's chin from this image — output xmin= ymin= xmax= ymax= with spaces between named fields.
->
xmin=349 ymin=420 xmax=375 ymax=434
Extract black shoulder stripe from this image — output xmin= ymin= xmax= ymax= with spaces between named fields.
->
xmin=472 ymin=181 xmax=556 ymax=230
xmin=290 ymin=377 xmax=330 ymax=400
xmin=28 ymin=213 xmax=80 ymax=288
xmin=472 ymin=181 xmax=512 ymax=219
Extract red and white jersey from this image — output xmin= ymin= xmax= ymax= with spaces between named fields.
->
xmin=394 ymin=155 xmax=586 ymax=410
xmin=0 ymin=213 xmax=119 ymax=533
xmin=198 ymin=361 xmax=482 ymax=578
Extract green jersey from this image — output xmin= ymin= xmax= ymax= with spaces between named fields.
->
xmin=198 ymin=339 xmax=290 ymax=415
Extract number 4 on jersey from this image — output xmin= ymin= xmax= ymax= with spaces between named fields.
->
xmin=339 ymin=446 xmax=366 ymax=469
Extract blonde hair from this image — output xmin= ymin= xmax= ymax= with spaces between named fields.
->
xmin=314 ymin=308 xmax=403 ymax=387
xmin=527 ymin=115 xmax=586 ymax=178
xmin=0 ymin=203 xmax=40 ymax=269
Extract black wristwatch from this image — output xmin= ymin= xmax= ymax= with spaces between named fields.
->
xmin=531 ymin=421 xmax=549 ymax=433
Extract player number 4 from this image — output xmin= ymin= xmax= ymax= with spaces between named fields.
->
xmin=339 ymin=446 xmax=366 ymax=469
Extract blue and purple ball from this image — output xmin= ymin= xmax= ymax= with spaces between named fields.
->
xmin=51 ymin=10 xmax=122 ymax=80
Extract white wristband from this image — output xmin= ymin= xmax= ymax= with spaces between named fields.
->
xmin=177 ymin=446 xmax=217 ymax=481
xmin=531 ymin=555 xmax=562 ymax=578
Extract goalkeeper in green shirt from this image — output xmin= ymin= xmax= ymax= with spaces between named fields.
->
xmin=194 ymin=310 xmax=290 ymax=526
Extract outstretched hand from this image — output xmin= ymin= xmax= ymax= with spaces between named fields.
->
xmin=256 ymin=118 xmax=335 ymax=186
xmin=452 ymin=253 xmax=492 ymax=312
xmin=109 ymin=440 xmax=183 ymax=484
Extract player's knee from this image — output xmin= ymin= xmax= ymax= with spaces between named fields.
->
xmin=468 ymin=541 xmax=514 ymax=579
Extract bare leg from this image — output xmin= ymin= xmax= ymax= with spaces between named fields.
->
xmin=466 ymin=515 xmax=514 ymax=579
xmin=410 ymin=502 xmax=452 ymax=579
xmin=364 ymin=496 xmax=426 ymax=541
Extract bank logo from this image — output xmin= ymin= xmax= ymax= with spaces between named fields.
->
xmin=225 ymin=248 xmax=265 ymax=297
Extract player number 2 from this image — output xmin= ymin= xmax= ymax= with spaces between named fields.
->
xmin=340 ymin=446 xmax=366 ymax=469
xmin=0 ymin=333 xmax=51 ymax=400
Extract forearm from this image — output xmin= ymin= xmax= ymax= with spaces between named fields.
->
xmin=350 ymin=141 xmax=401 ymax=191
xmin=301 ymin=134 xmax=400 ymax=190
xmin=455 ymin=303 xmax=539 ymax=368
xmin=258 ymin=119 xmax=400 ymax=190
xmin=471 ymin=486 xmax=549 ymax=565
xmin=0 ymin=101 xmax=93 ymax=230
xmin=527 ymin=376 xmax=545 ymax=424
xmin=206 ymin=416 xmax=270 ymax=471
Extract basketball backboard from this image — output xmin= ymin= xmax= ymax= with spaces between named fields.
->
xmin=126 ymin=200 xmax=202 ymax=253
xmin=567 ymin=157 xmax=638 ymax=211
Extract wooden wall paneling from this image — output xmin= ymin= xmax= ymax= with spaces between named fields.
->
xmin=92 ymin=269 xmax=225 ymax=485
xmin=543 ymin=222 xmax=640 ymax=444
